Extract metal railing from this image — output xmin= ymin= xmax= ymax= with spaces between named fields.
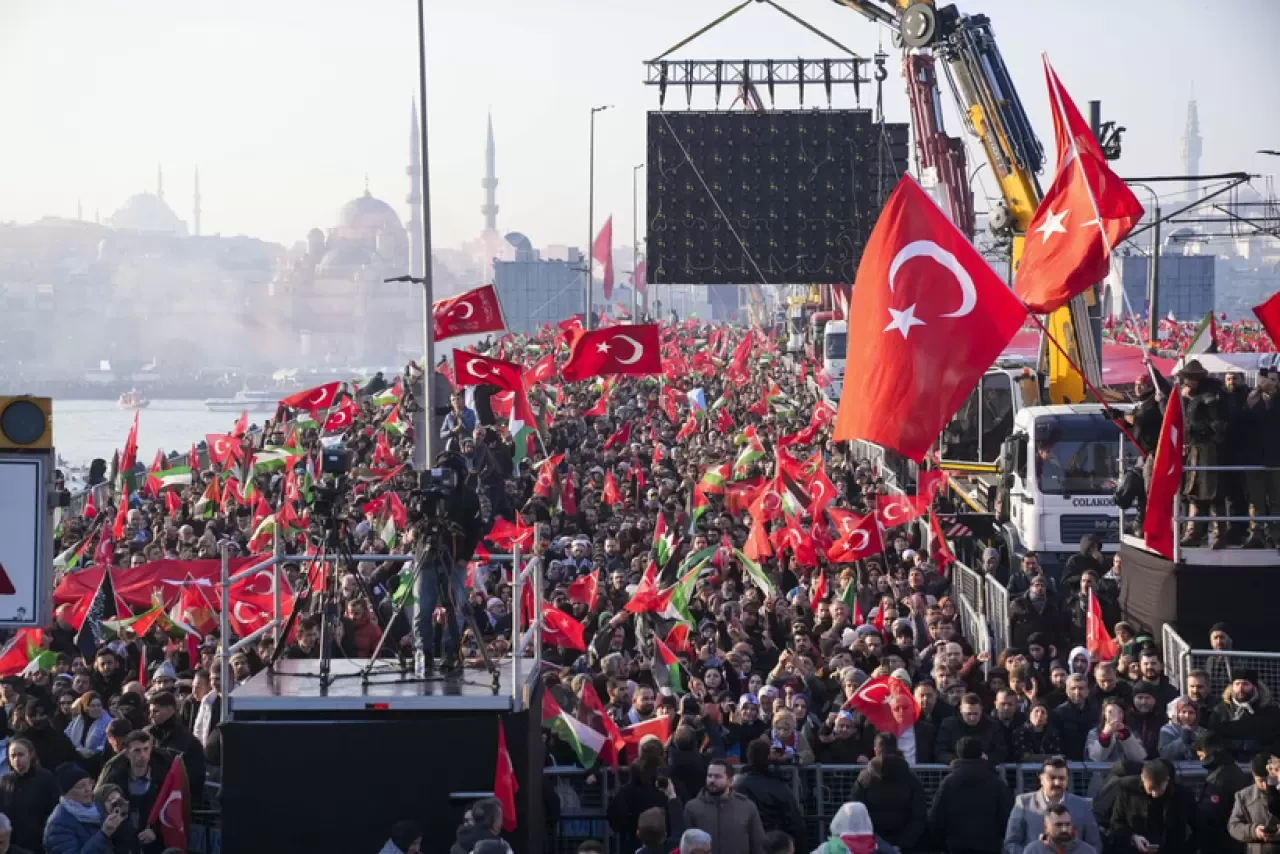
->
xmin=542 ymin=760 xmax=1215 ymax=853
xmin=949 ymin=560 xmax=1010 ymax=659
xmin=1163 ymin=623 xmax=1192 ymax=696
xmin=1161 ymin=622 xmax=1280 ymax=699
xmin=216 ymin=534 xmax=533 ymax=723
xmin=984 ymin=573 xmax=1010 ymax=655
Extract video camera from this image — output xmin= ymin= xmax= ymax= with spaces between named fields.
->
xmin=310 ymin=445 xmax=353 ymax=522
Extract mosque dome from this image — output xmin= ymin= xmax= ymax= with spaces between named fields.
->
xmin=338 ymin=189 xmax=404 ymax=235
xmin=317 ymin=245 xmax=374 ymax=273
xmin=106 ymin=192 xmax=188 ymax=236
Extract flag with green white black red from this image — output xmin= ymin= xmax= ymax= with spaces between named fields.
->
xmin=688 ymin=482 xmax=710 ymax=531
xmin=252 ymin=446 xmax=304 ymax=475
xmin=652 ymin=513 xmax=676 ymax=567
xmin=732 ymin=435 xmax=766 ymax=479
xmin=147 ymin=465 xmax=193 ymax=493
xmin=542 ymin=687 xmax=607 ymax=769
xmin=653 ymin=635 xmax=684 ymax=694
xmin=699 ymin=463 xmax=730 ymax=494
xmin=1183 ymin=310 xmax=1218 ymax=355
xmin=734 ymin=548 xmax=777 ymax=597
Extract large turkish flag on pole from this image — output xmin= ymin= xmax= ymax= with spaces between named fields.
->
xmin=434 ymin=284 xmax=507 ymax=341
xmin=1014 ymin=59 xmax=1144 ymax=313
xmin=593 ymin=216 xmax=614 ymax=301
xmin=832 ymin=175 xmax=1027 ymax=462
xmin=1142 ymin=390 xmax=1183 ymax=560
xmin=561 ymin=324 xmax=662 ymax=382
xmin=1252 ymin=291 xmax=1280 ymax=348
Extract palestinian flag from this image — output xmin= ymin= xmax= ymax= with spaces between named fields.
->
xmin=659 ymin=561 xmax=705 ymax=626
xmin=653 ymin=635 xmax=684 ymax=694
xmin=653 ymin=513 xmax=676 ymax=567
xmin=104 ymin=601 xmax=164 ymax=640
xmin=542 ymin=689 xmax=607 ymax=769
xmin=734 ymin=549 xmax=777 ymax=597
xmin=147 ymin=465 xmax=193 ymax=493
xmin=383 ymin=405 xmax=408 ymax=437
xmin=732 ymin=436 xmax=766 ymax=480
xmin=0 ymin=630 xmax=56 ymax=678
xmin=1183 ymin=310 xmax=1218 ymax=355
xmin=252 ymin=446 xmax=304 ymax=474
xmin=689 ymin=483 xmax=710 ymax=529
xmin=54 ymin=531 xmax=97 ymax=570
xmin=371 ymin=377 xmax=403 ymax=407
xmin=700 ymin=463 xmax=730 ymax=494
xmin=840 ymin=579 xmax=864 ymax=624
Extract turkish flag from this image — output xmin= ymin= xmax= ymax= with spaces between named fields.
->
xmin=832 ymin=175 xmax=1027 ymax=462
xmin=493 ymin=721 xmax=519 ymax=832
xmin=1252 ymin=291 xmax=1280 ymax=348
xmin=567 ymin=569 xmax=599 ymax=608
xmin=827 ymin=507 xmax=862 ymax=540
xmin=1142 ymin=390 xmax=1183 ymax=559
xmin=561 ymin=324 xmax=662 ymax=382
xmin=279 ymin=382 xmax=341 ymax=414
xmin=524 ymin=353 xmax=556 ymax=387
xmin=875 ymin=494 xmax=927 ymax=529
xmin=1015 ymin=60 xmax=1143 ymax=313
xmin=593 ymin=216 xmax=614 ymax=301
xmin=633 ymin=259 xmax=646 ymax=294
xmin=322 ymin=400 xmax=357 ymax=433
xmin=618 ymin=716 xmax=671 ymax=761
xmin=843 ymin=675 xmax=919 ymax=737
xmin=1086 ymin=589 xmax=1120 ymax=661
xmin=434 ymin=284 xmax=507 ymax=341
xmin=205 ymin=434 xmax=242 ymax=467
xmin=542 ymin=604 xmax=586 ymax=651
xmin=454 ymin=350 xmax=536 ymax=426
xmin=809 ymin=570 xmax=827 ymax=613
xmin=486 ymin=517 xmax=535 ymax=551
xmin=743 ymin=515 xmax=773 ymax=562
xmin=805 ymin=469 xmax=838 ymax=517
xmin=827 ymin=512 xmax=884 ymax=563
xmin=147 ymin=755 xmax=190 ymax=851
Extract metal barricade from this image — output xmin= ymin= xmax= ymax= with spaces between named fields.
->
xmin=1186 ymin=648 xmax=1280 ymax=699
xmin=952 ymin=561 xmax=983 ymax=612
xmin=954 ymin=591 xmax=990 ymax=660
xmin=545 ymin=766 xmax=612 ymax=854
xmin=1163 ymin=623 xmax=1193 ymax=695
xmin=984 ymin=574 xmax=1010 ymax=656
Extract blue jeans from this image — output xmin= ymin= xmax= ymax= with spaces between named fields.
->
xmin=413 ymin=556 xmax=468 ymax=659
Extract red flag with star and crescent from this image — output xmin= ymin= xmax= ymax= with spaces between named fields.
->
xmin=147 ymin=755 xmax=191 ymax=850
xmin=453 ymin=350 xmax=537 ymax=427
xmin=592 ymin=216 xmax=615 ymax=301
xmin=833 ymin=174 xmax=1027 ymax=462
xmin=279 ymin=382 xmax=342 ymax=414
xmin=1253 ymin=291 xmax=1280 ymax=348
xmin=842 ymin=675 xmax=919 ymax=737
xmin=1014 ymin=58 xmax=1143 ymax=313
xmin=433 ymin=284 xmax=507 ymax=341
xmin=1142 ymin=389 xmax=1184 ymax=560
xmin=827 ymin=512 xmax=883 ymax=564
xmin=561 ymin=324 xmax=662 ymax=382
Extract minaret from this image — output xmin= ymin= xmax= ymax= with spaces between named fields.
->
xmin=1181 ymin=90 xmax=1202 ymax=202
xmin=76 ymin=199 xmax=83 ymax=221
xmin=406 ymin=99 xmax=424 ymax=278
xmin=157 ymin=164 xmax=164 ymax=202
xmin=193 ymin=167 xmax=202 ymax=237
xmin=480 ymin=111 xmax=498 ymax=233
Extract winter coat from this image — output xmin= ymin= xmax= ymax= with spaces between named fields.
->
xmin=1157 ymin=724 xmax=1206 ymax=762
xmin=1125 ymin=710 xmax=1163 ymax=760
xmin=1012 ymin=724 xmax=1063 ymax=762
xmin=1207 ymin=694 xmax=1280 ymax=762
xmin=852 ymin=753 xmax=927 ymax=851
xmin=733 ymin=767 xmax=805 ymax=846
xmin=667 ymin=744 xmax=708 ymax=805
xmin=16 ymin=722 xmax=81 ymax=773
xmin=145 ymin=716 xmax=205 ymax=801
xmin=1182 ymin=378 xmax=1228 ymax=501
xmin=1085 ymin=727 xmax=1147 ymax=764
xmin=96 ymin=748 xmax=174 ymax=854
xmin=1053 ymin=700 xmax=1099 ymax=761
xmin=0 ymin=766 xmax=60 ymax=853
xmin=1108 ymin=775 xmax=1193 ymax=854
xmin=936 ymin=715 xmax=1009 ymax=764
xmin=928 ymin=758 xmax=1015 ymax=854
xmin=607 ymin=777 xmax=670 ymax=853
xmin=42 ymin=801 xmax=113 ymax=854
xmin=65 ymin=713 xmax=112 ymax=754
xmin=1229 ymin=783 xmax=1280 ymax=854
xmin=1020 ymin=839 xmax=1096 ymax=854
xmin=683 ymin=789 xmax=767 ymax=854
xmin=1196 ymin=749 xmax=1253 ymax=854
xmin=1003 ymin=792 xmax=1101 ymax=854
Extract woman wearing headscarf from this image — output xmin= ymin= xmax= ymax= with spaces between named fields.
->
xmin=64 ymin=693 xmax=112 ymax=760
xmin=1157 ymin=697 xmax=1207 ymax=761
xmin=811 ymin=802 xmax=898 ymax=854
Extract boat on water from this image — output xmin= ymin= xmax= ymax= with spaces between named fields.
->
xmin=117 ymin=389 xmax=150 ymax=409
xmin=205 ymin=388 xmax=279 ymax=413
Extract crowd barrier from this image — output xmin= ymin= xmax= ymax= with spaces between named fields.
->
xmin=543 ymin=759 xmax=1213 ymax=854
xmin=1163 ymin=623 xmax=1280 ymax=698
xmin=949 ymin=560 xmax=1011 ymax=662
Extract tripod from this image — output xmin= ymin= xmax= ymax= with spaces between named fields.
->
xmin=358 ymin=531 xmax=499 ymax=690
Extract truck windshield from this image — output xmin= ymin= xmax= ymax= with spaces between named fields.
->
xmin=824 ymin=332 xmax=847 ymax=360
xmin=1033 ymin=416 xmax=1123 ymax=495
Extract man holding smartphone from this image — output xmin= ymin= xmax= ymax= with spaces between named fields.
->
xmin=1108 ymin=760 xmax=1192 ymax=854
xmin=1229 ymin=753 xmax=1280 ymax=853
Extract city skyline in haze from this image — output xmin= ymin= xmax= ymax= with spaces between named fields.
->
xmin=2 ymin=0 xmax=1278 ymax=255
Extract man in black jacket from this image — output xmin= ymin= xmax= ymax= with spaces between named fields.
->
xmin=1207 ymin=670 xmax=1280 ymax=762
xmin=1109 ymin=760 xmax=1194 ymax=854
xmin=146 ymin=691 xmax=206 ymax=802
xmin=1193 ymin=733 xmax=1253 ymax=854
xmin=1053 ymin=676 xmax=1098 ymax=761
xmin=928 ymin=736 xmax=1015 ymax=854
xmin=852 ymin=733 xmax=927 ymax=852
xmin=733 ymin=738 xmax=805 ymax=849
xmin=937 ymin=694 xmax=1009 ymax=764
xmin=97 ymin=731 xmax=174 ymax=854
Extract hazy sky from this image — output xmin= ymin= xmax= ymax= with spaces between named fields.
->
xmin=2 ymin=0 xmax=1277 ymax=254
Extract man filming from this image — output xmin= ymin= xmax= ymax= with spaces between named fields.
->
xmin=413 ymin=451 xmax=485 ymax=675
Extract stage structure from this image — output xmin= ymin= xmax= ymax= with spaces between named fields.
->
xmin=216 ymin=539 xmax=548 ymax=853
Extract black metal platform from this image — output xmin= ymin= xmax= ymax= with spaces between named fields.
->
xmin=229 ymin=657 xmax=519 ymax=714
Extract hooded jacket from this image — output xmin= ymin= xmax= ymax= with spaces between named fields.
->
xmin=683 ymin=788 xmax=767 ymax=854
xmin=851 ymin=753 xmax=927 ymax=851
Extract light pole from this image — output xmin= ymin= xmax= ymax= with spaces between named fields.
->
xmin=414 ymin=0 xmax=435 ymax=468
xmin=586 ymin=104 xmax=612 ymax=330
xmin=1129 ymin=182 xmax=1160 ymax=348
xmin=632 ymin=162 xmax=644 ymax=321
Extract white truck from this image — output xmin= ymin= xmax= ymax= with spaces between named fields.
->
xmin=822 ymin=319 xmax=847 ymax=397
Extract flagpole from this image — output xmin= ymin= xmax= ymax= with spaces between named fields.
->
xmin=633 ymin=162 xmax=644 ymax=321
xmin=415 ymin=0 xmax=437 ymax=470
xmin=586 ymin=105 xmax=612 ymax=332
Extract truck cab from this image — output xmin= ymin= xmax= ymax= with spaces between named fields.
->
xmin=997 ymin=404 xmax=1137 ymax=578
xmin=786 ymin=305 xmax=805 ymax=355
xmin=822 ymin=319 xmax=847 ymax=396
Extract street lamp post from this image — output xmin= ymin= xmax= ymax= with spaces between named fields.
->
xmin=632 ymin=162 xmax=644 ymax=321
xmin=586 ymin=105 xmax=612 ymax=331
xmin=1130 ymin=182 xmax=1160 ymax=348
xmin=414 ymin=0 xmax=435 ymax=469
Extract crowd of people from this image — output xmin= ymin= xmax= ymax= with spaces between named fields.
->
xmin=3 ymin=317 xmax=1279 ymax=854
xmin=1103 ymin=315 xmax=1276 ymax=356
